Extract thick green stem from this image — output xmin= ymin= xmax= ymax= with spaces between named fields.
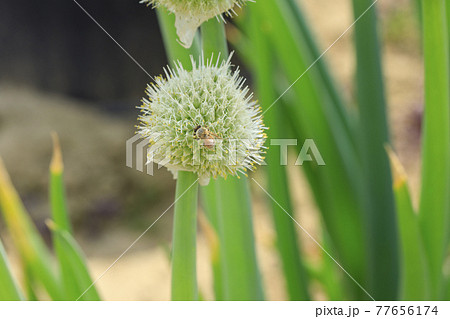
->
xmin=201 ymin=19 xmax=228 ymax=58
xmin=200 ymin=179 xmax=224 ymax=300
xmin=352 ymin=0 xmax=399 ymax=300
xmin=201 ymin=19 xmax=264 ymax=301
xmin=171 ymin=171 xmax=199 ymax=300
xmin=419 ymin=0 xmax=450 ymax=300
xmin=155 ymin=7 xmax=202 ymax=301
xmin=156 ymin=8 xmax=200 ymax=68
xmin=215 ymin=177 xmax=264 ymax=300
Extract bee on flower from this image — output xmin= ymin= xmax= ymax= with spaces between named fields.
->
xmin=137 ymin=54 xmax=266 ymax=185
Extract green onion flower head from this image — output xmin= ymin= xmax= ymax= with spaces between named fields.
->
xmin=141 ymin=0 xmax=249 ymax=48
xmin=137 ymin=54 xmax=266 ymax=185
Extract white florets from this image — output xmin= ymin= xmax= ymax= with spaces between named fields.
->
xmin=137 ymin=54 xmax=266 ymax=185
xmin=141 ymin=0 xmax=250 ymax=48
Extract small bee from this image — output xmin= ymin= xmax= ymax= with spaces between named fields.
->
xmin=193 ymin=125 xmax=221 ymax=150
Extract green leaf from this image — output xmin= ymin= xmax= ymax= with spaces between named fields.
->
xmin=50 ymin=133 xmax=72 ymax=233
xmin=0 ymin=158 xmax=63 ymax=300
xmin=284 ymin=0 xmax=357 ymax=147
xmin=418 ymin=0 xmax=450 ymax=299
xmin=387 ymin=147 xmax=430 ymax=300
xmin=352 ymin=0 xmax=399 ymax=299
xmin=0 ymin=240 xmax=24 ymax=300
xmin=47 ymin=221 xmax=101 ymax=301
xmin=48 ymin=134 xmax=100 ymax=300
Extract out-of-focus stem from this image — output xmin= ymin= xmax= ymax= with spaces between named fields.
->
xmin=418 ymin=0 xmax=450 ymax=300
xmin=352 ymin=0 xmax=399 ymax=300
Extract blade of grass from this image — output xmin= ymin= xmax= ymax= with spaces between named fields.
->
xmin=171 ymin=171 xmax=199 ymax=300
xmin=49 ymin=133 xmax=77 ymax=299
xmin=304 ymin=231 xmax=347 ymax=300
xmin=387 ymin=147 xmax=430 ymax=300
xmin=47 ymin=220 xmax=101 ymax=301
xmin=0 ymin=240 xmax=24 ymax=300
xmin=352 ymin=0 xmax=399 ymax=300
xmin=320 ymin=233 xmax=348 ymax=301
xmin=419 ymin=0 xmax=450 ymax=299
xmin=49 ymin=133 xmax=71 ymax=233
xmin=0 ymin=158 xmax=63 ymax=300
xmin=248 ymin=6 xmax=310 ymax=300
xmin=49 ymin=134 xmax=100 ymax=300
xmin=22 ymin=262 xmax=38 ymax=301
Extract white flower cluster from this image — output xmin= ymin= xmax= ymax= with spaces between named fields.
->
xmin=137 ymin=55 xmax=266 ymax=185
xmin=141 ymin=0 xmax=249 ymax=48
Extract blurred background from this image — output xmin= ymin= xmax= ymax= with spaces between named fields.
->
xmin=0 ymin=0 xmax=423 ymax=300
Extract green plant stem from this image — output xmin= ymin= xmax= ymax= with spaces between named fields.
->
xmin=352 ymin=0 xmax=399 ymax=300
xmin=201 ymin=19 xmax=228 ymax=58
xmin=199 ymin=22 xmax=228 ymax=298
xmin=419 ymin=0 xmax=450 ymax=300
xmin=156 ymin=8 xmax=200 ymax=68
xmin=171 ymin=171 xmax=199 ymax=300
xmin=201 ymin=19 xmax=264 ymax=301
xmin=199 ymin=179 xmax=224 ymax=300
xmin=215 ymin=177 xmax=264 ymax=300
xmin=156 ymin=8 xmax=201 ymax=300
